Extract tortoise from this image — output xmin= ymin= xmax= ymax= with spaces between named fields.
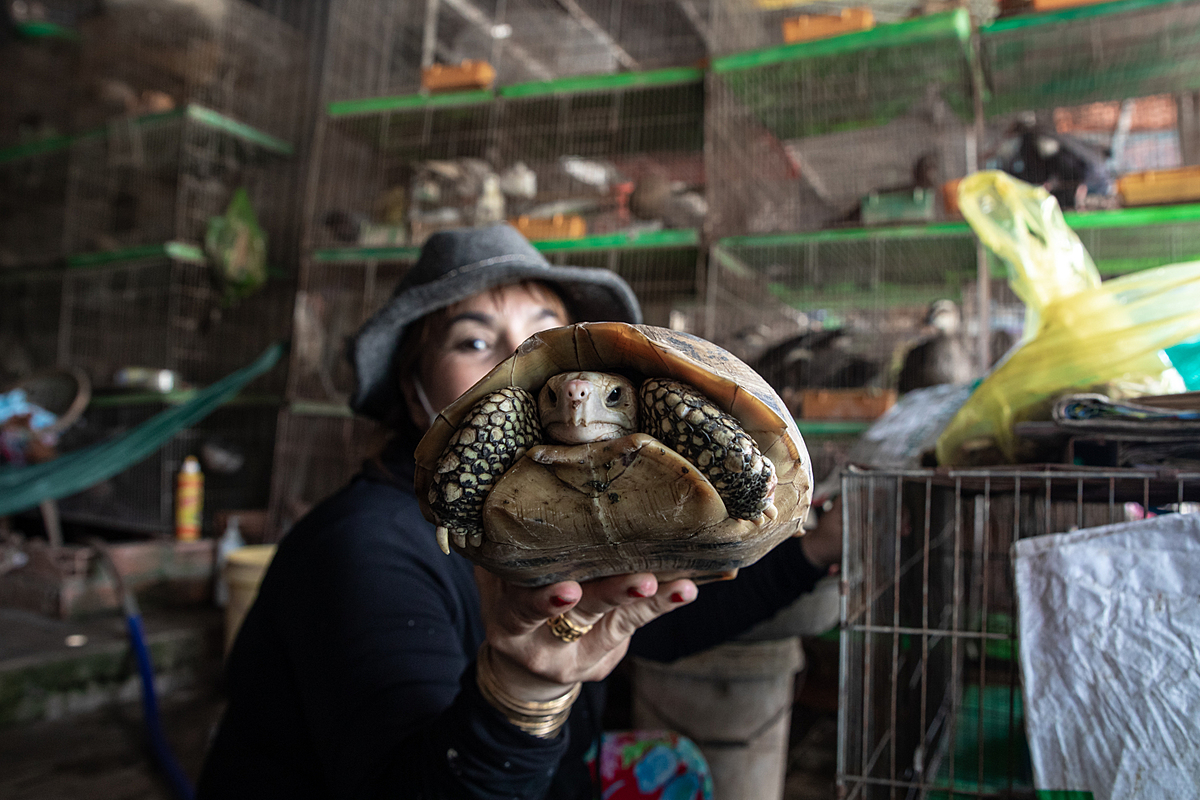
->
xmin=414 ymin=322 xmax=812 ymax=587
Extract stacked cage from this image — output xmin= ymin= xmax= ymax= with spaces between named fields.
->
xmin=838 ymin=466 xmax=1200 ymax=798
xmin=273 ymin=0 xmax=719 ymax=532
xmin=321 ymin=0 xmax=711 ymax=103
xmin=0 ymin=1 xmax=318 ymax=535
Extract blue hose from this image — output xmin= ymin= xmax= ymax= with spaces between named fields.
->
xmin=93 ymin=541 xmax=196 ymax=800
xmin=125 ymin=610 xmax=196 ymax=800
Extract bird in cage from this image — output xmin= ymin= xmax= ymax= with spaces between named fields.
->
xmin=629 ymin=171 xmax=707 ymax=230
xmin=897 ymin=300 xmax=974 ymax=394
xmin=751 ymin=329 xmax=884 ymax=415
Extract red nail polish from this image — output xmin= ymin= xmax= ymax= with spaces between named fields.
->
xmin=628 ymin=586 xmax=648 ymax=598
xmin=551 ymin=596 xmax=572 ymax=607
xmin=670 ymin=592 xmax=685 ymax=603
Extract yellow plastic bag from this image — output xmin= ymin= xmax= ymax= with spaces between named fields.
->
xmin=936 ymin=171 xmax=1200 ymax=465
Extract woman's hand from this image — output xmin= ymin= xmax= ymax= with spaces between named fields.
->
xmin=475 ymin=568 xmax=697 ymax=702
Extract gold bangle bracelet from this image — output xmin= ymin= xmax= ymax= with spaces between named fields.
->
xmin=476 ymin=643 xmax=580 ymax=738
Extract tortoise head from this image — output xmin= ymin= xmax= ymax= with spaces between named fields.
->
xmin=538 ymin=371 xmax=638 ymax=444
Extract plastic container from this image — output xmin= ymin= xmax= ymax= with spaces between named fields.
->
xmin=507 ymin=214 xmax=587 ymax=241
xmin=1117 ymin=166 xmax=1200 ymax=207
xmin=421 ymin=60 xmax=496 ymax=92
xmin=782 ymin=8 xmax=874 ymax=44
xmin=213 ymin=515 xmax=245 ymax=608
xmin=174 ymin=456 xmax=204 ymax=542
xmin=223 ymin=544 xmax=276 ymax=655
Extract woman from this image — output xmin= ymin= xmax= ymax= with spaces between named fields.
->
xmin=197 ymin=224 xmax=839 ymax=799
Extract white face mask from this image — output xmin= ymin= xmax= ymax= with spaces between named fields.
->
xmin=411 ymin=373 xmax=439 ymax=425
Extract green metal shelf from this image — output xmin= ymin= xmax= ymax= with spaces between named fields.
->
xmin=312 ymin=228 xmax=699 ymax=263
xmin=65 ymin=241 xmax=207 ymax=269
xmin=0 ymin=104 xmax=293 ymax=165
xmin=794 ymin=420 xmax=873 ymax=436
xmin=326 ymin=65 xmax=706 ymax=118
xmin=981 ymin=0 xmax=1200 ymax=115
xmin=710 ymin=9 xmax=978 ymax=139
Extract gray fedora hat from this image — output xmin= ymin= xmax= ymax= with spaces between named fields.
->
xmin=349 ymin=223 xmax=643 ymax=422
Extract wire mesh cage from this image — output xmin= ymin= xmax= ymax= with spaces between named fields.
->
xmin=55 ymin=400 xmax=279 ymax=535
xmin=838 ymin=465 xmax=1200 ymax=799
xmin=57 ymin=250 xmax=289 ymax=393
xmin=0 ymin=141 xmax=72 ymax=266
xmin=61 ymin=107 xmax=299 ymax=257
xmin=321 ymin=0 xmax=711 ymax=103
xmin=0 ymin=15 xmax=83 ymax=150
xmin=981 ymin=0 xmax=1200 ymax=121
xmin=73 ymin=0 xmax=312 ymax=143
xmin=703 ymin=234 xmax=984 ymax=415
xmin=288 ymin=256 xmax=414 ymax=403
xmin=705 ymin=9 xmax=978 ymax=238
xmin=0 ymin=267 xmax=65 ymax=385
xmin=313 ymin=74 xmax=706 ymax=250
xmin=266 ymin=408 xmax=389 ymax=538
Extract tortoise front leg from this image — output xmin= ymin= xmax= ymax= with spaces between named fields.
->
xmin=639 ymin=378 xmax=778 ymax=523
xmin=428 ymin=386 xmax=541 ymax=553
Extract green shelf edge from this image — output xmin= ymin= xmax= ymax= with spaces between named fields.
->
xmin=499 ymin=66 xmax=704 ymax=99
xmin=312 ymin=229 xmax=699 ymax=263
xmin=717 ymin=203 xmax=1200 ymax=250
xmin=713 ymin=8 xmax=971 ymax=73
xmin=983 ymin=0 xmax=1193 ymax=33
xmin=328 ymin=90 xmax=495 ymax=117
xmin=795 ymin=419 xmax=872 ymax=435
xmin=14 ymin=19 xmax=79 ymax=40
xmin=1 ymin=104 xmax=292 ymax=164
xmin=90 ymin=392 xmax=282 ymax=409
xmin=66 ymin=241 xmax=207 ymax=269
xmin=327 ymin=66 xmax=706 ymax=118
xmin=288 ymin=401 xmax=355 ymax=417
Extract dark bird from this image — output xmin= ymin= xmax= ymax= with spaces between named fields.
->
xmin=990 ymin=120 xmax=1114 ymax=210
xmin=897 ymin=300 xmax=974 ymax=394
xmin=752 ymin=328 xmax=884 ymax=413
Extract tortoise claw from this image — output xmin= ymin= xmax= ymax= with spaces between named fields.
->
xmin=469 ymin=532 xmax=483 ymax=548
xmin=453 ymin=532 xmax=467 ymax=550
xmin=436 ymin=526 xmax=450 ymax=555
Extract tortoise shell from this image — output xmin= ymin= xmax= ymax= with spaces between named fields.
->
xmin=414 ymin=322 xmax=812 ymax=586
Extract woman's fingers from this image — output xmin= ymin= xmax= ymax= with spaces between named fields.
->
xmin=476 ymin=566 xmax=582 ymax=634
xmin=567 ymin=572 xmax=659 ymax=626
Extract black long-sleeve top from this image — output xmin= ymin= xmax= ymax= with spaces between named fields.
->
xmin=196 ymin=437 xmax=826 ymax=800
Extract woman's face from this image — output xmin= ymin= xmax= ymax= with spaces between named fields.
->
xmin=406 ymin=283 xmax=568 ymax=429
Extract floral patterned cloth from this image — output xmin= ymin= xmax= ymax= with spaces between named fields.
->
xmin=586 ymin=730 xmax=713 ymax=800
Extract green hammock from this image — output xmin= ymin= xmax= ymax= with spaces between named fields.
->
xmin=0 ymin=343 xmax=285 ymax=517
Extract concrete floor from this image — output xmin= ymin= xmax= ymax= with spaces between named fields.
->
xmin=0 ymin=607 xmax=838 ymax=799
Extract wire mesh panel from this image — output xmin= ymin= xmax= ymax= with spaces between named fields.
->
xmin=542 ymin=240 xmax=702 ymax=327
xmin=74 ymin=0 xmax=312 ymax=143
xmin=981 ymin=0 xmax=1200 ymax=119
xmin=838 ymin=466 xmax=1200 ymax=799
xmin=289 ymin=256 xmax=414 ymax=403
xmin=705 ymin=232 xmax=982 ymax=406
xmin=0 ymin=141 xmax=72 ymax=266
xmin=706 ymin=10 xmax=977 ymax=238
xmin=62 ymin=108 xmax=297 ymax=255
xmin=266 ymin=409 xmax=390 ymax=538
xmin=315 ymin=74 xmax=705 ymax=250
xmin=0 ymin=267 xmax=65 ymax=384
xmin=0 ymin=11 xmax=84 ymax=149
xmin=55 ymin=401 xmax=279 ymax=535
xmin=321 ymin=0 xmax=711 ymax=103
xmin=57 ymin=251 xmax=288 ymax=392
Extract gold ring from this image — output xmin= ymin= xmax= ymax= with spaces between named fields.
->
xmin=546 ymin=613 xmax=593 ymax=643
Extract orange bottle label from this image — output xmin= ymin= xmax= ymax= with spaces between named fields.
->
xmin=176 ymin=473 xmax=204 ymax=541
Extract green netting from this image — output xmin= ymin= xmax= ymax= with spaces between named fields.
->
xmin=927 ymin=684 xmax=1033 ymax=798
xmin=0 ymin=343 xmax=284 ymax=517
